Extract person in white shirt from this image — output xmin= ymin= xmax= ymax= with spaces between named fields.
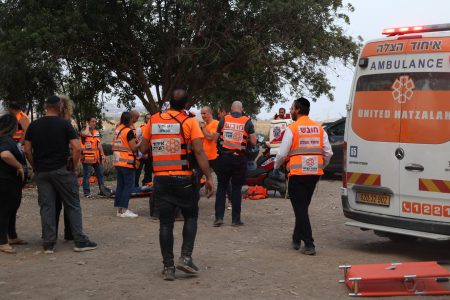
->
xmin=274 ymin=97 xmax=333 ymax=255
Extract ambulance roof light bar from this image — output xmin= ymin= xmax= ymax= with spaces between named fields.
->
xmin=382 ymin=23 xmax=450 ymax=36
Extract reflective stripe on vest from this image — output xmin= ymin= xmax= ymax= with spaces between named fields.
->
xmin=149 ymin=111 xmax=192 ymax=174
xmin=219 ymin=114 xmax=249 ymax=152
xmin=287 ymin=162 xmax=325 ymax=171
xmin=288 ymin=148 xmax=323 ymax=155
xmin=152 ymin=159 xmax=188 ymax=166
xmin=112 ymin=125 xmax=139 ymax=169
xmin=287 ymin=116 xmax=324 ymax=176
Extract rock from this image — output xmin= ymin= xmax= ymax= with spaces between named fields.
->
xmin=77 ymin=261 xmax=87 ymax=265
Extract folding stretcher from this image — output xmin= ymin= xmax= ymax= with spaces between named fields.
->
xmin=339 ymin=261 xmax=450 ymax=297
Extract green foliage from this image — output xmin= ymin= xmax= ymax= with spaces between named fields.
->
xmin=0 ymin=0 xmax=361 ymax=116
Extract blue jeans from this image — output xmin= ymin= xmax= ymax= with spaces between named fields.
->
xmin=114 ymin=167 xmax=135 ymax=209
xmin=82 ymin=163 xmax=105 ymax=195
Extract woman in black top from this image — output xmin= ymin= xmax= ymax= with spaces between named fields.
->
xmin=0 ymin=114 xmax=26 ymax=254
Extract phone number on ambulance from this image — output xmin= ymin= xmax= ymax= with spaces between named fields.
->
xmin=402 ymin=201 xmax=450 ymax=217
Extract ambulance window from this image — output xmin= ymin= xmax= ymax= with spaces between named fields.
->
xmin=356 ymin=72 xmax=450 ymax=91
xmin=408 ymin=72 xmax=450 ymax=90
xmin=356 ymin=73 xmax=399 ymax=91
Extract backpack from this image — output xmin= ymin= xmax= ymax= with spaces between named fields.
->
xmin=244 ymin=185 xmax=268 ymax=200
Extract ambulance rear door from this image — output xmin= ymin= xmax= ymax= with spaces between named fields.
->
xmin=397 ymin=37 xmax=450 ymax=223
xmin=346 ymin=39 xmax=408 ymax=217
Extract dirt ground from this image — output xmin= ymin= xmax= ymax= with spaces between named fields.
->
xmin=1 ymin=178 xmax=449 ymax=300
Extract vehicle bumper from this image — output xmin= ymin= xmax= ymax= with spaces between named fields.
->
xmin=342 ymin=195 xmax=450 ymax=235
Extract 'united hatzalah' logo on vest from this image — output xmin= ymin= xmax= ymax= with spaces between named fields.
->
xmin=305 ymin=157 xmax=316 ymax=168
xmin=164 ymin=138 xmax=181 ymax=154
xmin=392 ymin=75 xmax=415 ymax=104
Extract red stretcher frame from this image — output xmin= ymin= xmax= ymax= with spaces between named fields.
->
xmin=339 ymin=261 xmax=450 ymax=297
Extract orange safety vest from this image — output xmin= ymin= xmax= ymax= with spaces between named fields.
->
xmin=287 ymin=116 xmax=324 ymax=176
xmin=149 ymin=111 xmax=192 ymax=175
xmin=219 ymin=114 xmax=249 ymax=152
xmin=80 ymin=129 xmax=101 ymax=164
xmin=13 ymin=111 xmax=30 ymax=143
xmin=112 ymin=124 xmax=139 ymax=169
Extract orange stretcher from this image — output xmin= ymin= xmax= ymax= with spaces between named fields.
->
xmin=339 ymin=261 xmax=450 ymax=297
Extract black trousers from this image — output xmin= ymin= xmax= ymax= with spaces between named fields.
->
xmin=215 ymin=153 xmax=247 ymax=223
xmin=153 ymin=175 xmax=199 ymax=267
xmin=197 ymin=159 xmax=232 ymax=200
xmin=135 ymin=156 xmax=152 ymax=187
xmin=288 ymin=175 xmax=320 ymax=246
xmin=0 ymin=178 xmax=22 ymax=244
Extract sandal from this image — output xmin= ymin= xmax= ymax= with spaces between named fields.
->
xmin=0 ymin=245 xmax=16 ymax=254
xmin=8 ymin=239 xmax=28 ymax=245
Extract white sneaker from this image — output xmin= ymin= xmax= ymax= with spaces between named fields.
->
xmin=120 ymin=210 xmax=138 ymax=218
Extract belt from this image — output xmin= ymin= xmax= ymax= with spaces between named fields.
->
xmin=221 ymin=151 xmax=244 ymax=156
xmin=155 ymin=175 xmax=192 ymax=179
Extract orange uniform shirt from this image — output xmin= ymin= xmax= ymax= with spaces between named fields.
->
xmin=143 ymin=110 xmax=204 ymax=176
xmin=202 ymin=119 xmax=219 ymax=160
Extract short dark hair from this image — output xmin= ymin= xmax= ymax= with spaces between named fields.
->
xmin=0 ymin=114 xmax=18 ymax=137
xmin=293 ymin=97 xmax=310 ymax=116
xmin=169 ymin=89 xmax=189 ymax=110
xmin=85 ymin=116 xmax=95 ymax=122
xmin=45 ymin=95 xmax=61 ymax=110
xmin=120 ymin=111 xmax=133 ymax=126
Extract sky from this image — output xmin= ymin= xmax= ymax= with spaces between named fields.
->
xmin=257 ymin=0 xmax=450 ymax=121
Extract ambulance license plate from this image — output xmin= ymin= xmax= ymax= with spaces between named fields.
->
xmin=357 ymin=193 xmax=390 ymax=206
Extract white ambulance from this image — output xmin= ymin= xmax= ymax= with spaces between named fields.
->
xmin=342 ymin=24 xmax=450 ymax=240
